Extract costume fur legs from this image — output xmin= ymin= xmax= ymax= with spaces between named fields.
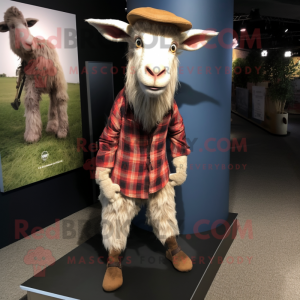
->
xmin=99 ymin=182 xmax=179 ymax=252
xmin=99 ymin=181 xmax=192 ymax=292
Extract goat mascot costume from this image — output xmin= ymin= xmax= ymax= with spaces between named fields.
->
xmin=86 ymin=7 xmax=218 ymax=292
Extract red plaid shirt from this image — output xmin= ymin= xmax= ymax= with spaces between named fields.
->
xmin=96 ymin=87 xmax=191 ymax=199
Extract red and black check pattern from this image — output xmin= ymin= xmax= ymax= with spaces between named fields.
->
xmin=96 ymin=87 xmax=191 ymax=199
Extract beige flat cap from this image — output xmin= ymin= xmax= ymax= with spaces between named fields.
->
xmin=127 ymin=7 xmax=192 ymax=32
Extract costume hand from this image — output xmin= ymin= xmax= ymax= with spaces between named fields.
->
xmin=96 ymin=167 xmax=120 ymax=202
xmin=169 ymin=155 xmax=188 ymax=187
xmin=169 ymin=172 xmax=187 ymax=187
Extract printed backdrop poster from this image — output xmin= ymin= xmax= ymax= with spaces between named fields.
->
xmin=0 ymin=1 xmax=83 ymax=192
xmin=252 ymin=86 xmax=265 ymax=121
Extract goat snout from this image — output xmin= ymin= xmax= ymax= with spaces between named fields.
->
xmin=145 ymin=65 xmax=166 ymax=79
xmin=25 ymin=35 xmax=33 ymax=46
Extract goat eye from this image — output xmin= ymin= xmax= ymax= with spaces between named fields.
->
xmin=170 ymin=43 xmax=177 ymax=53
xmin=135 ymin=38 xmax=143 ymax=48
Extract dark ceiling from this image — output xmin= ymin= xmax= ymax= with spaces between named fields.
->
xmin=234 ymin=0 xmax=300 ymax=20
xmin=234 ymin=0 xmax=300 ymax=51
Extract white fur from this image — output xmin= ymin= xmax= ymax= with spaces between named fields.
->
xmin=99 ymin=191 xmax=143 ymax=251
xmin=99 ymin=182 xmax=179 ymax=251
xmin=146 ymin=182 xmax=180 ymax=244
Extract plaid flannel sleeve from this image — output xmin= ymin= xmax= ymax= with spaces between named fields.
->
xmin=168 ymin=100 xmax=191 ymax=158
xmin=96 ymin=95 xmax=122 ymax=168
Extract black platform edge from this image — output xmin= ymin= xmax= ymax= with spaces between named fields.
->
xmin=191 ymin=214 xmax=238 ymax=299
xmin=20 ymin=213 xmax=238 ymax=300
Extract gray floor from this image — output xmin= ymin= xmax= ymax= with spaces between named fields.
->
xmin=207 ymin=113 xmax=300 ymax=300
xmin=0 ymin=113 xmax=300 ymax=300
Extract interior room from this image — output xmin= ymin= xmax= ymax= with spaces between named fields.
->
xmin=0 ymin=0 xmax=299 ymax=299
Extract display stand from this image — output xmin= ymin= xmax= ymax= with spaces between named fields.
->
xmin=21 ymin=213 xmax=237 ymax=300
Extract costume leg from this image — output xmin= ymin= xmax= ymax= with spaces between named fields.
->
xmin=99 ymin=191 xmax=143 ymax=251
xmin=146 ymin=182 xmax=192 ymax=272
xmin=99 ymin=191 xmax=143 ymax=291
xmin=146 ymin=181 xmax=180 ymax=245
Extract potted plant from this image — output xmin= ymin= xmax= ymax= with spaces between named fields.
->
xmin=263 ymin=50 xmax=300 ymax=134
xmin=232 ymin=57 xmax=249 ymax=115
xmin=232 ymin=57 xmax=248 ymax=89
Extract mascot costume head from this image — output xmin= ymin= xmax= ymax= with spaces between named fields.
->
xmin=86 ymin=7 xmax=218 ymax=292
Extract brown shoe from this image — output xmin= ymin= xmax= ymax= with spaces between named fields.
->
xmin=102 ymin=249 xmax=123 ymax=292
xmin=165 ymin=236 xmax=193 ymax=272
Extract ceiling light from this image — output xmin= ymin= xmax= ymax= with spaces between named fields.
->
xmin=232 ymin=38 xmax=238 ymax=48
xmin=261 ymin=50 xmax=268 ymax=57
xmin=285 ymin=29 xmax=288 ymax=32
xmin=240 ymin=28 xmax=246 ymax=32
xmin=284 ymin=51 xmax=292 ymax=57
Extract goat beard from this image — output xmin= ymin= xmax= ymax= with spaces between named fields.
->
xmin=125 ymin=57 xmax=179 ymax=133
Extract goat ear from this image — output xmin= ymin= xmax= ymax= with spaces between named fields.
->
xmin=26 ymin=18 xmax=39 ymax=27
xmin=0 ymin=22 xmax=9 ymax=32
xmin=179 ymin=29 xmax=219 ymax=51
xmin=85 ymin=19 xmax=131 ymax=42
